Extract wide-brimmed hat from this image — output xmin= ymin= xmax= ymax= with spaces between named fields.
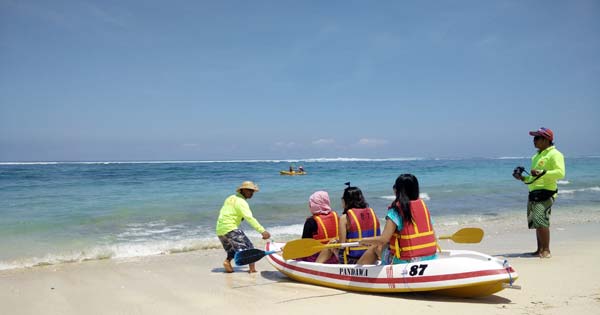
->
xmin=529 ymin=127 xmax=554 ymax=142
xmin=237 ymin=181 xmax=259 ymax=193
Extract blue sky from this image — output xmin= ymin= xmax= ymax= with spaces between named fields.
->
xmin=1 ymin=1 xmax=599 ymax=161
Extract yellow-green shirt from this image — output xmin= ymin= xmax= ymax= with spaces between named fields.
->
xmin=524 ymin=146 xmax=566 ymax=192
xmin=215 ymin=193 xmax=265 ymax=236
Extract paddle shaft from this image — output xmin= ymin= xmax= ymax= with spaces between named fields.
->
xmin=282 ymin=239 xmax=360 ymax=260
xmin=283 ymin=227 xmax=483 ymax=260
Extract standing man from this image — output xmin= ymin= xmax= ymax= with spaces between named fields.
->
xmin=513 ymin=127 xmax=565 ymax=258
xmin=216 ymin=181 xmax=270 ymax=273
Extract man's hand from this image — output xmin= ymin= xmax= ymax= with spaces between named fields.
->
xmin=261 ymin=231 xmax=271 ymax=240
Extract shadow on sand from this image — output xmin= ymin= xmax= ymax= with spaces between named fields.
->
xmin=494 ymin=252 xmax=541 ymax=259
xmin=260 ymin=271 xmax=514 ymax=305
xmin=211 ymin=266 xmax=250 ymax=273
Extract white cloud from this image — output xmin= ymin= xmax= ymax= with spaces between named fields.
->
xmin=357 ymin=138 xmax=389 ymax=146
xmin=312 ymin=138 xmax=335 ymax=145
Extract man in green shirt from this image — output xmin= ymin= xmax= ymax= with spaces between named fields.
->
xmin=216 ymin=181 xmax=270 ymax=273
xmin=513 ymin=127 xmax=565 ymax=259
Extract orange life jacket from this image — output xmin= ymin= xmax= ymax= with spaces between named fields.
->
xmin=343 ymin=208 xmax=381 ymax=262
xmin=312 ymin=212 xmax=339 ymax=244
xmin=389 ymin=199 xmax=437 ymax=260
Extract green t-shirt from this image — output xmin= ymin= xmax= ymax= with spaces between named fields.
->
xmin=524 ymin=146 xmax=566 ymax=192
xmin=215 ymin=193 xmax=265 ymax=236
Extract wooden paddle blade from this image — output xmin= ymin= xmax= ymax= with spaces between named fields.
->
xmin=234 ymin=248 xmax=267 ymax=266
xmin=282 ymin=238 xmax=325 ymax=260
xmin=439 ymin=227 xmax=484 ymax=243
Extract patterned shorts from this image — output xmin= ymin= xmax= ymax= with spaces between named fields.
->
xmin=527 ymin=197 xmax=554 ymax=229
xmin=218 ymin=229 xmax=254 ymax=260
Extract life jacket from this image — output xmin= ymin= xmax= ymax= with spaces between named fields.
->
xmin=312 ymin=212 xmax=339 ymax=244
xmin=342 ymin=208 xmax=381 ymax=263
xmin=389 ymin=199 xmax=437 ymax=260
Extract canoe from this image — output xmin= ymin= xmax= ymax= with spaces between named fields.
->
xmin=279 ymin=171 xmax=307 ymax=175
xmin=265 ymin=242 xmax=519 ymax=298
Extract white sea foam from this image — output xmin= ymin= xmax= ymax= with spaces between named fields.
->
xmin=379 ymin=193 xmax=430 ymax=201
xmin=117 ymin=227 xmax=180 ymax=238
xmin=3 ymin=155 xmax=600 ymax=165
xmin=0 ymin=237 xmax=221 ymax=271
xmin=558 ymin=180 xmax=570 ymax=185
xmin=245 ymin=224 xmax=304 ymax=240
xmin=3 ymin=205 xmax=600 ymax=271
xmin=560 ymin=187 xmax=600 ymax=194
xmin=0 ymin=223 xmax=304 ymax=270
xmin=496 ymin=156 xmax=529 ymax=160
xmin=0 ymin=157 xmax=423 ymax=165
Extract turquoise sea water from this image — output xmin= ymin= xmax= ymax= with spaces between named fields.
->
xmin=1 ymin=157 xmax=599 ymax=270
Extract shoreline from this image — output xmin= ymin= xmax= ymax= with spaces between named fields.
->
xmin=1 ymin=221 xmax=599 ymax=314
xmin=2 ymin=204 xmax=599 ymax=272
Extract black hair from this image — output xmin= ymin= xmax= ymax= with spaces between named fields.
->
xmin=391 ymin=174 xmax=420 ymax=222
xmin=342 ymin=183 xmax=368 ymax=214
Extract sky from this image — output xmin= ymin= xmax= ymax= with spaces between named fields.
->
xmin=1 ymin=0 xmax=599 ymax=161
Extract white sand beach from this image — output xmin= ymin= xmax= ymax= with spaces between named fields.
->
xmin=1 ymin=222 xmax=599 ymax=315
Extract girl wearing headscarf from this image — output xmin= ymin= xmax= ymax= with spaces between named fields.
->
xmin=298 ymin=191 xmax=339 ymax=263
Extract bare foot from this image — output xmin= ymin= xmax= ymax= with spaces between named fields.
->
xmin=223 ymin=260 xmax=234 ymax=273
xmin=539 ymin=251 xmax=551 ymax=258
xmin=529 ymin=250 xmax=540 ymax=256
xmin=248 ymin=269 xmax=257 ymax=273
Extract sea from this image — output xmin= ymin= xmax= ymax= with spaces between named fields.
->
xmin=1 ymin=157 xmax=599 ymax=270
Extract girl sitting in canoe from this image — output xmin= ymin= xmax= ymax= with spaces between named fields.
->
xmin=357 ymin=174 xmax=438 ymax=265
xmin=316 ymin=183 xmax=381 ymax=264
xmin=297 ymin=191 xmax=339 ymax=263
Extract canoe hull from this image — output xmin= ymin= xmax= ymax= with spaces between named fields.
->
xmin=265 ymin=242 xmax=518 ymax=297
xmin=279 ymin=171 xmax=306 ymax=175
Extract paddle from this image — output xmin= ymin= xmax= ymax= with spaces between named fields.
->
xmin=282 ymin=227 xmax=484 ymax=260
xmin=438 ymin=227 xmax=484 ymax=243
xmin=282 ymin=239 xmax=359 ymax=260
xmin=234 ymin=248 xmax=279 ymax=266
xmin=234 ymin=240 xmax=351 ymax=265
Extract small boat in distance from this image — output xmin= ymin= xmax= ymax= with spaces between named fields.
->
xmin=279 ymin=170 xmax=307 ymax=175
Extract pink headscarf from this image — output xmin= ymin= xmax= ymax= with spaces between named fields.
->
xmin=309 ymin=191 xmax=332 ymax=215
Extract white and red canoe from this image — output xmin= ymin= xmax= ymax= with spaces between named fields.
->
xmin=265 ymin=242 xmax=519 ymax=297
